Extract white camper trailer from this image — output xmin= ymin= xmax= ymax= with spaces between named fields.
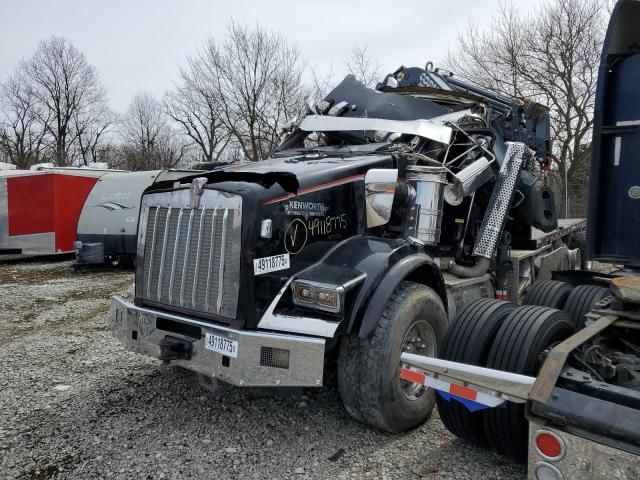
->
xmin=74 ymin=169 xmax=202 ymax=268
xmin=74 ymin=170 xmax=161 ymax=267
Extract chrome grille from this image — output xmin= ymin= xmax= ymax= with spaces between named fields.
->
xmin=137 ymin=189 xmax=242 ymax=318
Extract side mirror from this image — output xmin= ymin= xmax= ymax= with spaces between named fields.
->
xmin=365 ymin=169 xmax=398 ymax=228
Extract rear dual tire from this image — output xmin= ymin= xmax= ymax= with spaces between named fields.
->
xmin=523 ymin=280 xmax=573 ymax=310
xmin=563 ymin=284 xmax=608 ymax=328
xmin=436 ymin=302 xmax=574 ymax=463
xmin=483 ymin=306 xmax=574 ymax=462
xmin=436 ymin=299 xmax=516 ymax=444
xmin=526 ymin=280 xmax=609 ymax=328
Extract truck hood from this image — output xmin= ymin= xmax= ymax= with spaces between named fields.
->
xmin=146 ymin=150 xmax=394 ymax=203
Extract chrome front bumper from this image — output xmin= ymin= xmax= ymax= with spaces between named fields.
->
xmin=110 ymin=296 xmax=325 ymax=387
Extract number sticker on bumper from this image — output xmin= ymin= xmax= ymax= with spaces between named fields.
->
xmin=253 ymin=253 xmax=290 ymax=275
xmin=205 ymin=333 xmax=238 ymax=358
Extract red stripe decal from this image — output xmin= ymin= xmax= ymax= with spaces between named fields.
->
xmin=400 ymin=368 xmax=426 ymax=385
xmin=449 ymin=383 xmax=478 ymax=401
xmin=263 ymin=174 xmax=365 ymax=205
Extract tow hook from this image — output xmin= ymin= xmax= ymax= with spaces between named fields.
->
xmin=158 ymin=336 xmax=193 ymax=361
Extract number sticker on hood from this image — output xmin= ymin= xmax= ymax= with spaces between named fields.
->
xmin=254 ymin=253 xmax=290 ymax=275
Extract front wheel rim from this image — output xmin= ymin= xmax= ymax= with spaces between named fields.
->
xmin=399 ymin=319 xmax=437 ymax=400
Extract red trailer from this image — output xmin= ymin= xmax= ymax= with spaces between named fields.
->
xmin=0 ymin=169 xmax=104 ymax=255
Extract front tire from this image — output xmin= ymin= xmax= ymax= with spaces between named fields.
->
xmin=337 ymin=281 xmax=447 ymax=433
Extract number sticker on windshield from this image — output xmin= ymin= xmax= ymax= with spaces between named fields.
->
xmin=253 ymin=253 xmax=290 ymax=275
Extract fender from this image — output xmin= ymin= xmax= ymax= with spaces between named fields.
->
xmin=355 ymin=252 xmax=446 ymax=338
xmin=288 ymin=235 xmax=446 ymax=338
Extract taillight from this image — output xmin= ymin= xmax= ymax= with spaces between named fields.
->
xmin=534 ymin=429 xmax=565 ymax=460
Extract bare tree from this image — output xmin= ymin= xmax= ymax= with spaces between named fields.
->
xmin=193 ymin=22 xmax=307 ymax=161
xmin=164 ymin=63 xmax=230 ymax=163
xmin=308 ymin=63 xmax=337 ymax=101
xmin=116 ymin=92 xmax=187 ymax=170
xmin=22 ymin=36 xmax=107 ymax=166
xmin=0 ymin=71 xmax=50 ymax=169
xmin=345 ymin=45 xmax=383 ymax=88
xmin=72 ymin=104 xmax=115 ymax=165
xmin=446 ymin=0 xmax=607 ymax=217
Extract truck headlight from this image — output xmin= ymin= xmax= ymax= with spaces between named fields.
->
xmin=292 ymin=280 xmax=344 ymax=313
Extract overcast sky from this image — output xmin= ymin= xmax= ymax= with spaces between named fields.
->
xmin=0 ymin=0 xmax=544 ymax=112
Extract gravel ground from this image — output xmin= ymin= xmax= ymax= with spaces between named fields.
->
xmin=0 ymin=259 xmax=524 ymax=480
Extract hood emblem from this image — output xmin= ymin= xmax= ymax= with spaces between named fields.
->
xmin=189 ymin=177 xmax=208 ymax=208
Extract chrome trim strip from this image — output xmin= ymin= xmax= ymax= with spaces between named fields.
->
xmin=205 ymin=207 xmax=218 ymax=311
xmin=400 ymin=352 xmax=534 ymax=403
xmin=156 ymin=206 xmax=172 ymax=300
xmin=614 ymin=136 xmax=621 ymax=166
xmin=180 ymin=208 xmax=195 ymax=307
xmin=259 ymin=313 xmax=340 ymax=338
xmin=168 ymin=208 xmax=184 ymax=304
xmin=0 ymin=232 xmax=56 ymax=254
xmin=300 ymin=114 xmax=453 ymax=145
xmin=216 ymin=208 xmax=229 ymax=314
xmin=192 ymin=207 xmax=206 ymax=308
xmin=0 ymin=178 xmax=9 ymax=247
xmin=146 ymin=207 xmax=160 ymax=297
xmin=257 ymin=279 xmax=340 ymax=338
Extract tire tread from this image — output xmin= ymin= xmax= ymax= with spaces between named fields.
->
xmin=523 ymin=280 xmax=573 ymax=309
xmin=564 ymin=284 xmax=608 ymax=328
xmin=483 ymin=305 xmax=574 ymax=462
xmin=338 ymin=281 xmax=446 ymax=432
xmin=437 ymin=299 xmax=516 ymax=444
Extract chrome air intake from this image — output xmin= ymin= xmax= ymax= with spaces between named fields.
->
xmin=405 ymin=165 xmax=448 ymax=245
xmin=136 ymin=188 xmax=242 ymax=319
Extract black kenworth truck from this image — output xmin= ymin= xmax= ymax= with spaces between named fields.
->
xmin=111 ymin=62 xmax=582 ymax=432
